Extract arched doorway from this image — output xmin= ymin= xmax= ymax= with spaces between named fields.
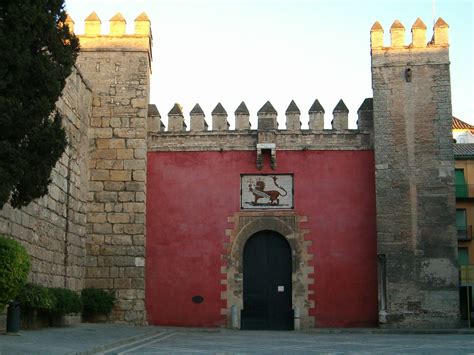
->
xmin=241 ymin=230 xmax=293 ymax=330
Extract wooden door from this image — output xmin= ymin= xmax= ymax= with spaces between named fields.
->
xmin=241 ymin=230 xmax=293 ymax=330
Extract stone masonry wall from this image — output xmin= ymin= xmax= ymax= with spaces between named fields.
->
xmin=372 ymin=18 xmax=459 ymax=327
xmin=149 ymin=130 xmax=372 ymax=152
xmin=0 ymin=67 xmax=92 ymax=291
xmin=75 ymin=13 xmax=152 ymax=324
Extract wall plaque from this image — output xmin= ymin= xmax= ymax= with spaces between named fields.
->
xmin=241 ymin=174 xmax=293 ymax=209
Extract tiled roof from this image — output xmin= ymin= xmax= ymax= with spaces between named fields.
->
xmin=453 ymin=144 xmax=474 ymax=157
xmin=453 ymin=116 xmax=474 ymax=130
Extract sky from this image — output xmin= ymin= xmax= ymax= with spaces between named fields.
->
xmin=65 ymin=0 xmax=473 ymax=129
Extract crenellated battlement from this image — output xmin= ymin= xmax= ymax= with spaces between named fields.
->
xmin=147 ymin=99 xmax=374 ymax=152
xmin=370 ymin=17 xmax=449 ymax=51
xmin=70 ymin=12 xmax=153 ymax=65
xmin=151 ymin=99 xmax=373 ymax=134
xmin=72 ymin=11 xmax=152 ymax=36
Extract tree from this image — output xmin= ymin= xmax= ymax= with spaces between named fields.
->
xmin=0 ymin=0 xmax=79 ymax=209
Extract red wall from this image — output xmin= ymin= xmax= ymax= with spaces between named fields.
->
xmin=146 ymin=150 xmax=378 ymax=327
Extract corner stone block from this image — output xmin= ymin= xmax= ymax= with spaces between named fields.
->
xmin=110 ymin=170 xmax=132 ymax=182
xmin=131 ymin=98 xmax=147 ymax=109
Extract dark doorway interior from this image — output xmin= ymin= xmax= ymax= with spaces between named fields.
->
xmin=241 ymin=230 xmax=293 ymax=330
xmin=460 ymin=286 xmax=473 ymax=327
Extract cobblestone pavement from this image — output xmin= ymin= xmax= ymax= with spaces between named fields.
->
xmin=102 ymin=330 xmax=474 ymax=354
xmin=1 ymin=324 xmax=473 ymax=354
xmin=0 ymin=323 xmax=157 ymax=354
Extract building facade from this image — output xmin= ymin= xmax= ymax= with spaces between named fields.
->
xmin=453 ymin=143 xmax=474 ymax=326
xmin=0 ymin=13 xmax=461 ymax=329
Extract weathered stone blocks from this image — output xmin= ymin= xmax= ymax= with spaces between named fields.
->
xmin=75 ymin=14 xmax=151 ymax=323
xmin=371 ymin=18 xmax=459 ymax=328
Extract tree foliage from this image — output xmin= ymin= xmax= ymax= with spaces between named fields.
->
xmin=0 ymin=0 xmax=79 ymax=209
xmin=0 ymin=235 xmax=30 ymax=311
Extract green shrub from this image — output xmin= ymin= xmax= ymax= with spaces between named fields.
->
xmin=0 ymin=235 xmax=30 ymax=311
xmin=17 ymin=283 xmax=55 ymax=311
xmin=49 ymin=288 xmax=82 ymax=315
xmin=81 ymin=288 xmax=116 ymax=316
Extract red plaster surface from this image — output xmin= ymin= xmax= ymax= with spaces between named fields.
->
xmin=146 ymin=150 xmax=378 ymax=327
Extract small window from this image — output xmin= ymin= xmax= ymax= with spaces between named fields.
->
xmin=455 ymin=169 xmax=468 ymax=198
xmin=456 ymin=209 xmax=467 ymax=228
xmin=458 ymin=247 xmax=469 ymax=266
xmin=456 ymin=209 xmax=470 ymax=240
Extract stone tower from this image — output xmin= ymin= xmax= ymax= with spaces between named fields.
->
xmin=371 ymin=18 xmax=459 ymax=327
xmin=75 ymin=12 xmax=152 ymax=324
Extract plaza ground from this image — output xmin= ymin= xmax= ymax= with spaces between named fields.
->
xmin=0 ymin=324 xmax=473 ymax=354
